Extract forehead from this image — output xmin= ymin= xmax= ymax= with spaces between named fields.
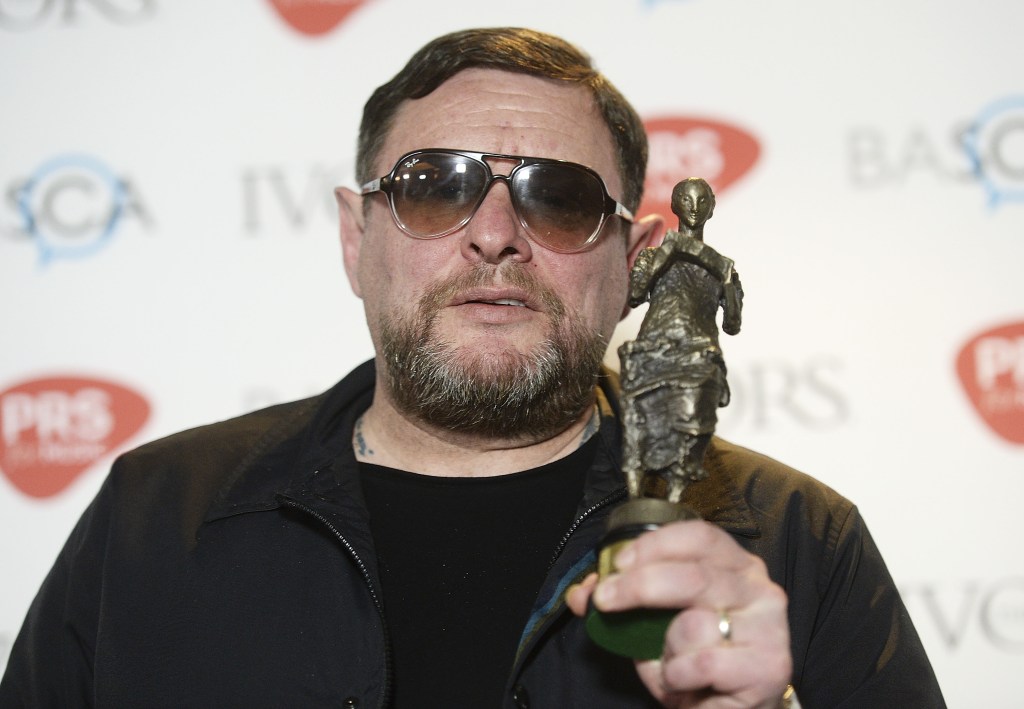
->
xmin=678 ymin=181 xmax=711 ymax=198
xmin=378 ymin=68 xmax=622 ymax=194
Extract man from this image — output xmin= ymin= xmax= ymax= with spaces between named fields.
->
xmin=0 ymin=28 xmax=944 ymax=708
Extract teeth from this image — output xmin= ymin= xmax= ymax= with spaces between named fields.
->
xmin=490 ymin=299 xmax=526 ymax=307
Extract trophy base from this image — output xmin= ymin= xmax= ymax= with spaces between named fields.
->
xmin=586 ymin=498 xmax=698 ymax=660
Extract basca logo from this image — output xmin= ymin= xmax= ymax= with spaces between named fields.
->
xmin=4 ymin=153 xmax=153 ymax=266
xmin=0 ymin=0 xmax=156 ymax=29
xmin=0 ymin=376 xmax=150 ymax=498
xmin=955 ymin=320 xmax=1024 ymax=444
xmin=640 ymin=117 xmax=760 ymax=222
xmin=849 ymin=95 xmax=1024 ymax=207
xmin=267 ymin=0 xmax=369 ymax=36
xmin=963 ymin=96 xmax=1024 ymax=208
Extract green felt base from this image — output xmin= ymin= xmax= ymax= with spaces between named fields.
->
xmin=585 ymin=605 xmax=675 ymax=660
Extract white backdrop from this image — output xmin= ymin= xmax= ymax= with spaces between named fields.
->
xmin=2 ymin=1 xmax=1023 ymax=705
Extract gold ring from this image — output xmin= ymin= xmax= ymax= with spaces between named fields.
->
xmin=718 ymin=609 xmax=732 ymax=643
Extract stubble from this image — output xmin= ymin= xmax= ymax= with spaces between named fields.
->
xmin=379 ymin=263 xmax=607 ymax=441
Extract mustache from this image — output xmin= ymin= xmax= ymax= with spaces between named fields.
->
xmin=418 ymin=262 xmax=565 ymax=319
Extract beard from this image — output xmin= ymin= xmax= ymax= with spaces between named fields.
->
xmin=379 ymin=263 xmax=608 ymax=441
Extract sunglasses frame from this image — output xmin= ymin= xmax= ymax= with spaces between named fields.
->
xmin=360 ymin=148 xmax=634 ymax=254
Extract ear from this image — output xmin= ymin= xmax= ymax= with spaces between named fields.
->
xmin=626 ymin=212 xmax=666 ymax=270
xmin=335 ymin=186 xmax=365 ymax=298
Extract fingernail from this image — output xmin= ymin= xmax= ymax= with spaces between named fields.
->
xmin=595 ymin=578 xmax=618 ymax=608
xmin=614 ymin=545 xmax=636 ymax=570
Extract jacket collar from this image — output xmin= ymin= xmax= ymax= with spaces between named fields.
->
xmin=203 ymin=360 xmax=375 ymax=523
xmin=205 ymin=360 xmax=760 ymax=539
xmin=683 ymin=443 xmax=761 ymax=538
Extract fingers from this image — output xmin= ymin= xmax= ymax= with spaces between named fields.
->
xmin=658 ymin=594 xmax=790 ymax=665
xmin=582 ymin=519 xmax=792 ymax=705
xmin=666 ymin=606 xmax=730 ymax=649
xmin=633 ymin=605 xmax=791 ymax=706
xmin=565 ymin=572 xmax=598 ymax=617
xmin=619 ymin=520 xmax=751 ymax=571
xmin=637 ymin=643 xmax=792 ymax=704
xmin=592 ymin=521 xmax=771 ymax=613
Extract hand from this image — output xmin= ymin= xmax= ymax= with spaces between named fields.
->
xmin=566 ymin=520 xmax=791 ymax=708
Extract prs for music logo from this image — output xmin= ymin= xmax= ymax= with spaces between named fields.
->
xmin=0 ymin=376 xmax=150 ymax=498
xmin=956 ymin=321 xmax=1024 ymax=444
xmin=639 ymin=117 xmax=760 ymax=222
xmin=267 ymin=0 xmax=370 ymax=36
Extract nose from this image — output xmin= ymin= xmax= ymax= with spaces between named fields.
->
xmin=458 ymin=178 xmax=533 ymax=264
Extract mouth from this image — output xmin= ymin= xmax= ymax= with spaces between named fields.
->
xmin=453 ymin=288 xmax=537 ymax=311
xmin=477 ymin=298 xmax=526 ymax=307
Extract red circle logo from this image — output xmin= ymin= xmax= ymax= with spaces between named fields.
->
xmin=0 ymin=376 xmax=151 ymax=497
xmin=267 ymin=0 xmax=369 ymax=37
xmin=640 ymin=116 xmax=760 ymax=222
xmin=956 ymin=321 xmax=1024 ymax=444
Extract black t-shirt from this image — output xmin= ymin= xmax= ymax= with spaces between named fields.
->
xmin=359 ymin=438 xmax=596 ymax=708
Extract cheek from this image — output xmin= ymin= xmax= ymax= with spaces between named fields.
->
xmin=358 ymin=235 xmax=449 ymax=314
xmin=356 ymin=237 xmax=407 ymax=335
xmin=594 ymin=269 xmax=629 ymax=332
xmin=356 ymin=243 xmax=388 ymax=305
xmin=551 ymin=250 xmax=630 ymax=335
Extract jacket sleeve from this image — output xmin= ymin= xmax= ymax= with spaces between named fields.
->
xmin=795 ymin=505 xmax=946 ymax=708
xmin=0 ymin=476 xmax=113 ymax=707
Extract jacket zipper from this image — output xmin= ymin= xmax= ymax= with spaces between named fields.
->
xmin=279 ymin=496 xmax=394 ymax=709
xmin=507 ymin=486 xmax=627 ymax=691
xmin=547 ymin=486 xmax=627 ymax=570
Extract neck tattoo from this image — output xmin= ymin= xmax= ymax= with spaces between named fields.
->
xmin=354 ymin=415 xmax=375 ymax=458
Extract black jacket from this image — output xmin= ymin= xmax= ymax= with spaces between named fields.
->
xmin=0 ymin=360 xmax=944 ymax=708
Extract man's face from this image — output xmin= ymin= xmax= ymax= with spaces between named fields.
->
xmin=341 ymin=69 xmax=651 ymax=437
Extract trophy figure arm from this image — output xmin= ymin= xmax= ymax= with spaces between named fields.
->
xmin=721 ymin=271 xmax=743 ymax=336
xmin=628 ymin=246 xmax=667 ymax=307
xmin=686 ymin=239 xmax=735 ymax=285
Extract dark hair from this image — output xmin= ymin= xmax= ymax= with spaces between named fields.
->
xmin=356 ymin=27 xmax=648 ymax=211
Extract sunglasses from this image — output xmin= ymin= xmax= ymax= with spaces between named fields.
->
xmin=360 ymin=149 xmax=634 ymax=254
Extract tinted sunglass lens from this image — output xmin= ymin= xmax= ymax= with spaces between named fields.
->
xmin=391 ymin=153 xmax=487 ymax=237
xmin=514 ymin=164 xmax=604 ymax=251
